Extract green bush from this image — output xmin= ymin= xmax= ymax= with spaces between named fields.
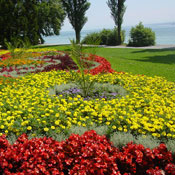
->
xmin=128 ymin=22 xmax=156 ymax=47
xmin=82 ymin=28 xmax=125 ymax=46
xmin=82 ymin=32 xmax=101 ymax=45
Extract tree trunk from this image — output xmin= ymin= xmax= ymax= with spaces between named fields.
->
xmin=75 ymin=30 xmax=80 ymax=44
xmin=118 ymin=24 xmax=122 ymax=45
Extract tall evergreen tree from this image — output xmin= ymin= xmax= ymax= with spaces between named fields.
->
xmin=0 ymin=0 xmax=65 ymax=48
xmin=61 ymin=0 xmax=90 ymax=43
xmin=107 ymin=0 xmax=126 ymax=44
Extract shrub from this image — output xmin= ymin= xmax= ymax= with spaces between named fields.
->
xmin=82 ymin=28 xmax=125 ymax=46
xmin=128 ymin=22 xmax=156 ymax=47
xmin=82 ymin=32 xmax=101 ymax=45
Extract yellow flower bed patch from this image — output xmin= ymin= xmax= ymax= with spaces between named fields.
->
xmin=0 ymin=71 xmax=175 ymax=138
xmin=0 ymin=50 xmax=9 ymax=55
xmin=0 ymin=48 xmax=58 ymax=56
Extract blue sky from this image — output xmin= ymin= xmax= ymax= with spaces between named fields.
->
xmin=61 ymin=0 xmax=175 ymax=31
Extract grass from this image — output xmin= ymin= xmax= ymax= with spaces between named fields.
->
xmin=34 ymin=45 xmax=175 ymax=82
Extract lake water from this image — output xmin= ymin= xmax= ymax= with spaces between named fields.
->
xmin=43 ymin=23 xmax=175 ymax=45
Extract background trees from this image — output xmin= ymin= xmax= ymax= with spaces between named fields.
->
xmin=0 ymin=0 xmax=65 ymax=48
xmin=107 ymin=0 xmax=126 ymax=45
xmin=61 ymin=0 xmax=90 ymax=43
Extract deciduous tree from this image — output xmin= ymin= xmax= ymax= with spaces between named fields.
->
xmin=107 ymin=0 xmax=126 ymax=44
xmin=61 ymin=0 xmax=90 ymax=43
xmin=0 ymin=0 xmax=65 ymax=48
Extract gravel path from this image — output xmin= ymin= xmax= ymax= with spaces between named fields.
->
xmin=103 ymin=45 xmax=175 ymax=49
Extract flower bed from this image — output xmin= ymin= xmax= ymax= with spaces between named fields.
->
xmin=0 ymin=51 xmax=114 ymax=77
xmin=0 ymin=70 xmax=174 ymax=139
xmin=0 ymin=131 xmax=175 ymax=175
xmin=0 ymin=48 xmax=175 ymax=173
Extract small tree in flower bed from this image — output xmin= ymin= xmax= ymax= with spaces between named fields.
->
xmin=0 ymin=131 xmax=175 ymax=174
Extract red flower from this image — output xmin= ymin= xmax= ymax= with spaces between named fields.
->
xmin=0 ymin=131 xmax=174 ymax=174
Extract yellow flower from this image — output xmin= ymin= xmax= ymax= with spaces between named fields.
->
xmin=0 ymin=125 xmax=4 ymax=129
xmin=55 ymin=113 xmax=59 ymax=117
xmin=118 ymin=127 xmax=123 ymax=131
xmin=124 ymin=128 xmax=128 ymax=132
xmin=44 ymin=128 xmax=49 ymax=132
xmin=55 ymin=120 xmax=60 ymax=125
xmin=112 ymin=125 xmax=116 ymax=129
xmin=27 ymin=126 xmax=32 ymax=130
xmin=106 ymin=122 xmax=110 ymax=125
xmin=51 ymin=126 xmax=55 ymax=130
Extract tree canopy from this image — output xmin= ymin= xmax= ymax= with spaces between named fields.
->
xmin=61 ymin=0 xmax=90 ymax=43
xmin=0 ymin=0 xmax=66 ymax=48
xmin=107 ymin=0 xmax=126 ymax=44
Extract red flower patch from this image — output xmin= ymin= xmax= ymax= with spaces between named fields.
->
xmin=0 ymin=52 xmax=116 ymax=77
xmin=0 ymin=131 xmax=175 ymax=174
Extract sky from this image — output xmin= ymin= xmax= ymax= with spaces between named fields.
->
xmin=61 ymin=0 xmax=175 ymax=31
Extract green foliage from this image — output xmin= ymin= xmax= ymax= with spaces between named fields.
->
xmin=69 ymin=40 xmax=96 ymax=97
xmin=61 ymin=0 xmax=90 ymax=43
xmin=82 ymin=33 xmax=101 ymax=45
xmin=110 ymin=132 xmax=167 ymax=150
xmin=135 ymin=135 xmax=160 ymax=149
xmin=38 ymin=0 xmax=66 ymax=40
xmin=48 ymin=83 xmax=77 ymax=96
xmin=67 ymin=126 xmax=89 ymax=136
xmin=67 ymin=125 xmax=109 ymax=137
xmin=128 ymin=22 xmax=156 ymax=47
xmin=82 ymin=28 xmax=125 ymax=46
xmin=110 ymin=132 xmax=135 ymax=148
xmin=107 ymin=0 xmax=126 ymax=44
xmin=0 ymin=0 xmax=65 ymax=47
xmin=94 ymin=83 xmax=127 ymax=95
xmin=166 ymin=140 xmax=175 ymax=155
xmin=91 ymin=125 xmax=109 ymax=136
xmin=49 ymin=82 xmax=127 ymax=100
xmin=4 ymin=37 xmax=31 ymax=59
xmin=107 ymin=0 xmax=126 ymax=26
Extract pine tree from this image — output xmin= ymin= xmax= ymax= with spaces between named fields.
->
xmin=107 ymin=0 xmax=126 ymax=45
xmin=61 ymin=0 xmax=90 ymax=43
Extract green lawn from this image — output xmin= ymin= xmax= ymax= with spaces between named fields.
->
xmin=35 ymin=45 xmax=175 ymax=82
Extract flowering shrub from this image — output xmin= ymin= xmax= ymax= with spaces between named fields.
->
xmin=0 ymin=131 xmax=175 ymax=174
